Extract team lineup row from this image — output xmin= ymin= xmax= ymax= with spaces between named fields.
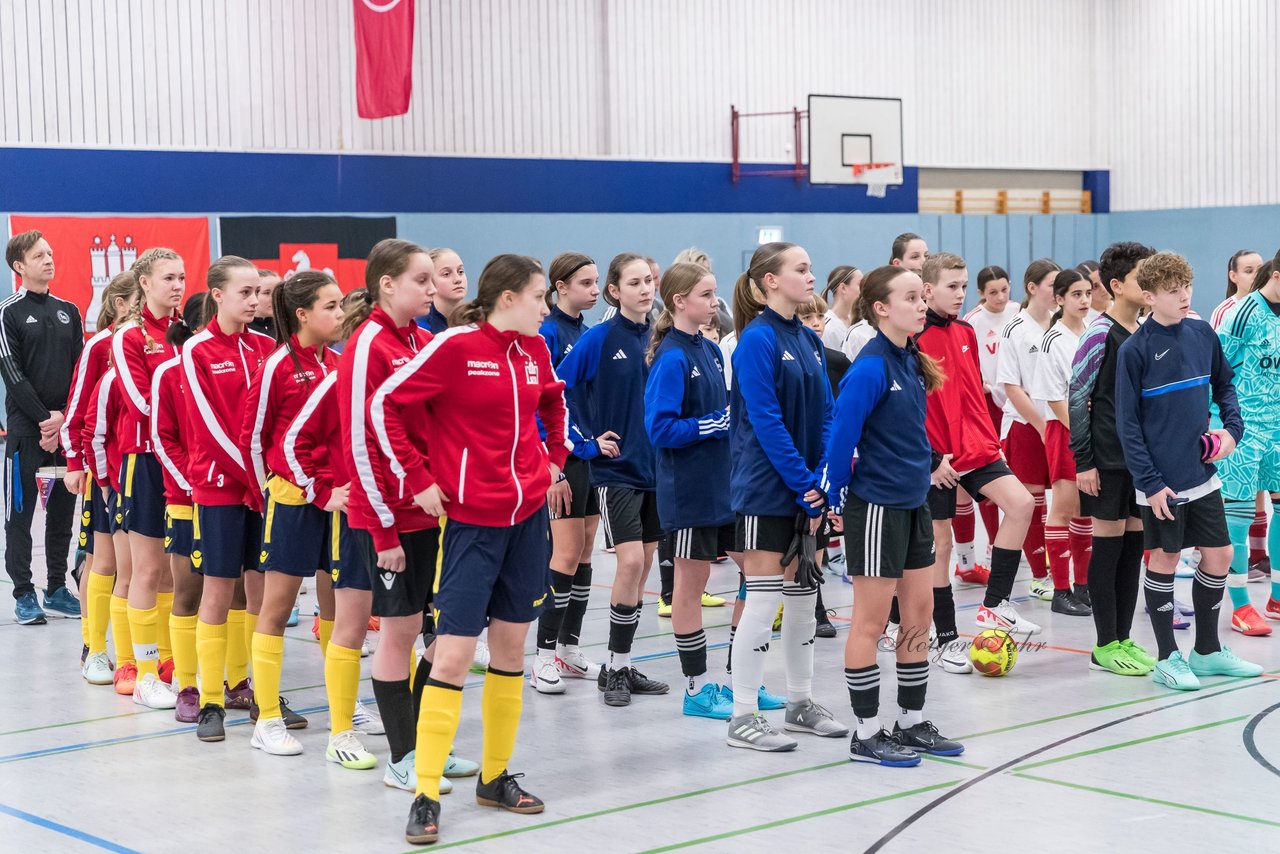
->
xmin=2 ymin=230 xmax=1276 ymax=845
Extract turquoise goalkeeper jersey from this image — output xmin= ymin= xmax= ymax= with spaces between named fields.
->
xmin=1218 ymin=290 xmax=1280 ymax=430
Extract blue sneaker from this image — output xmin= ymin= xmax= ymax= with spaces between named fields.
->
xmin=720 ymin=684 xmax=787 ymax=711
xmin=683 ymin=683 xmax=733 ymax=720
xmin=15 ymin=591 xmax=46 ymax=625
xmin=43 ymin=586 xmax=81 ymax=619
xmin=286 ymin=605 xmax=299 ymax=628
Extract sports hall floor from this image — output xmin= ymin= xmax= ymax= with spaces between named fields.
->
xmin=2 ymin=512 xmax=1279 ymax=853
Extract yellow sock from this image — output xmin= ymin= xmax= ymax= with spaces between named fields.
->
xmin=225 ymin=609 xmax=248 ymax=687
xmin=251 ymin=632 xmax=285 ymax=719
xmin=87 ymin=573 xmax=114 ymax=654
xmin=409 ymin=649 xmax=419 ymax=691
xmin=318 ymin=618 xmax=334 ymax=657
xmin=155 ymin=592 xmax=174 ymax=661
xmin=110 ymin=594 xmax=134 ymax=665
xmin=170 ymin=614 xmax=199 ymax=691
xmin=325 ymin=643 xmax=361 ymax=736
xmin=415 ymin=684 xmax=463 ymax=799
xmin=481 ymin=670 xmax=524 ymax=784
xmin=245 ymin=611 xmax=258 ymax=646
xmin=127 ymin=604 xmax=160 ymax=678
xmin=79 ymin=575 xmax=90 ymax=646
xmin=196 ymin=620 xmax=228 ymax=708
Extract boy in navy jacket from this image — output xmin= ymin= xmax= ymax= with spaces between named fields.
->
xmin=1115 ymin=251 xmax=1261 ymax=690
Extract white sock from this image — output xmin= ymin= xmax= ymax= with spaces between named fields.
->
xmin=855 ymin=715 xmax=880 ymax=740
xmin=731 ymin=577 xmax=783 ymax=718
xmin=687 ymin=672 xmax=708 ymax=695
xmin=781 ymin=581 xmax=818 ymax=703
xmin=828 ymin=538 xmax=844 ymax=560
xmin=609 ymin=651 xmax=631 ymax=671
xmin=954 ymin=540 xmax=976 ymax=572
xmin=556 ymin=642 xmax=576 ymax=659
xmin=898 ymin=706 xmax=924 ymax=729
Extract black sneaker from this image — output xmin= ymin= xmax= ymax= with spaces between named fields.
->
xmin=625 ymin=667 xmax=669 ymax=695
xmin=405 ymin=793 xmax=441 ymax=845
xmin=815 ymin=610 xmax=837 ymax=639
xmin=597 ymin=666 xmax=609 ymax=691
xmin=1072 ymin=584 xmax=1092 ymax=608
xmin=892 ymin=720 xmax=965 ymax=756
xmin=1051 ymin=589 xmax=1092 ymax=616
xmin=251 ymin=696 xmax=309 ymax=730
xmin=602 ymin=667 xmax=631 ymax=706
xmin=849 ymin=729 xmax=920 ymax=767
xmin=196 ymin=704 xmax=226 ymax=742
xmin=475 ymin=770 xmax=544 ymax=814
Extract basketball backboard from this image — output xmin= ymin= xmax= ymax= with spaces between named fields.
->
xmin=807 ymin=95 xmax=904 ymax=187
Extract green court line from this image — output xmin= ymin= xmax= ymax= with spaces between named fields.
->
xmin=1014 ymin=714 xmax=1249 ymax=771
xmin=1014 ymin=773 xmax=1280 ymax=828
xmin=919 ymin=754 xmax=986 ymax=770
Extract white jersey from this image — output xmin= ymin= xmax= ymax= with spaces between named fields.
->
xmin=1030 ymin=320 xmax=1082 ymax=422
xmin=822 ymin=311 xmax=851 ymax=351
xmin=840 ymin=320 xmax=877 ymax=361
xmin=1210 ymin=295 xmax=1239 ymax=330
xmin=962 ymin=302 xmax=1021 ymax=407
xmin=995 ymin=313 xmax=1050 ymax=437
xmin=1084 ymin=307 xmax=1102 ymax=327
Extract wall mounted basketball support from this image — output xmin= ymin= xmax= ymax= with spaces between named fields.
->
xmin=730 ymin=105 xmax=807 ymax=183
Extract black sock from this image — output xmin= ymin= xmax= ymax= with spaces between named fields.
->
xmin=674 ymin=629 xmax=707 ymax=683
xmin=896 ymin=660 xmax=929 ymax=712
xmin=1143 ymin=567 xmax=1178 ymax=660
xmin=371 ymin=677 xmax=415 ymax=763
xmin=411 ymin=651 xmax=432 ymax=723
xmin=659 ymin=534 xmax=674 ymax=604
xmin=607 ymin=603 xmax=640 ymax=654
xmin=815 ymin=584 xmax=828 ymax=621
xmin=537 ymin=570 xmax=574 ymax=650
xmin=558 ymin=563 xmax=592 ymax=646
xmin=845 ymin=664 xmax=880 ymax=719
xmin=1191 ymin=569 xmax=1227 ymax=655
xmin=726 ymin=625 xmax=736 ymax=674
xmin=932 ymin=585 xmax=957 ymax=646
xmin=1087 ymin=535 xmax=1123 ymax=646
xmin=889 ymin=596 xmax=901 ymax=625
xmin=1115 ymin=531 xmax=1145 ymax=641
xmin=984 ymin=546 xmax=1022 ymax=607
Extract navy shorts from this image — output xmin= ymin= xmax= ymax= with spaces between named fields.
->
xmin=80 ymin=479 xmax=112 ymax=554
xmin=335 ymin=517 xmax=374 ymax=591
xmin=261 ymin=499 xmax=338 ymax=578
xmin=106 ymin=487 xmax=124 ymax=534
xmin=122 ymin=453 xmax=166 ymax=539
xmin=435 ymin=506 xmax=552 ymax=637
xmin=192 ymin=504 xmax=263 ymax=579
xmin=165 ymin=505 xmax=195 ymax=558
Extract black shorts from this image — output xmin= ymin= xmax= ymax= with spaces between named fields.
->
xmin=335 ymin=520 xmax=375 ymax=592
xmin=1141 ymin=489 xmax=1230 ymax=553
xmin=192 ymin=504 xmax=262 ymax=579
xmin=844 ymin=495 xmax=936 ymax=578
xmin=165 ymin=505 xmax=195 ymax=558
xmin=928 ymin=459 xmax=1014 ymax=521
xmin=552 ymin=457 xmax=600 ymax=521
xmin=735 ymin=514 xmax=798 ymax=554
xmin=1081 ymin=468 xmax=1142 ymax=522
xmin=670 ymin=523 xmax=736 ymax=562
xmin=261 ymin=500 xmax=339 ymax=578
xmin=598 ymin=486 xmax=662 ymax=546
xmin=122 ymin=453 xmax=166 ymax=539
xmin=435 ymin=506 xmax=552 ymax=636
xmin=371 ymin=527 xmax=441 ymax=618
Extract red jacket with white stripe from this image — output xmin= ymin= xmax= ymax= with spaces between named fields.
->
xmin=240 ymin=337 xmax=338 ymax=493
xmin=280 ymin=371 xmax=344 ymax=510
xmin=112 ymin=306 xmax=178 ymax=454
xmin=341 ymin=307 xmax=436 ymax=551
xmin=150 ymin=354 xmax=193 ymax=507
xmin=82 ymin=368 xmax=123 ymax=493
xmin=915 ymin=308 xmax=1002 ymax=472
xmin=61 ymin=327 xmax=113 ymax=473
xmin=180 ymin=320 xmax=274 ymax=506
xmin=370 ymin=322 xmax=570 ymax=528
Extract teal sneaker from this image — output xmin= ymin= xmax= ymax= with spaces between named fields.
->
xmin=443 ymin=751 xmax=479 ymax=778
xmin=1151 ymin=651 xmax=1201 ymax=691
xmin=1188 ymin=645 xmax=1264 ymax=678
xmin=43 ymin=586 xmax=81 ymax=619
xmin=15 ymin=591 xmax=46 ymax=625
xmin=1119 ymin=638 xmax=1156 ymax=669
xmin=719 ymin=684 xmax=786 ymax=710
xmin=683 ymin=683 xmax=733 ymax=720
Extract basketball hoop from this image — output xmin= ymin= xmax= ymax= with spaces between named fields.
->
xmin=850 ymin=162 xmax=897 ymax=198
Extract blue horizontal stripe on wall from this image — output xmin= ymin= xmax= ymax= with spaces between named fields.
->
xmin=0 ymin=147 xmax=919 ymax=215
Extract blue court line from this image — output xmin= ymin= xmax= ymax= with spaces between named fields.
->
xmin=0 ymin=801 xmax=141 ymax=853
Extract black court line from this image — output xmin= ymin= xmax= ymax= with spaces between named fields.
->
xmin=1242 ymin=700 xmax=1280 ymax=779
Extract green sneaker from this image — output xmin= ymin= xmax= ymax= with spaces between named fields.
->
xmin=1151 ymin=651 xmax=1200 ymax=691
xmin=1119 ymin=638 xmax=1156 ymax=669
xmin=1089 ymin=641 xmax=1149 ymax=676
xmin=1188 ymin=645 xmax=1264 ymax=678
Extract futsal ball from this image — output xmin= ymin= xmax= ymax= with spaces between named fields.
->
xmin=969 ymin=629 xmax=1018 ymax=676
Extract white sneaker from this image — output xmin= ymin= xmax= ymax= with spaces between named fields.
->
xmin=883 ymin=622 xmax=900 ymax=646
xmin=976 ymin=600 xmax=1042 ymax=635
xmin=133 ymin=672 xmax=177 ymax=709
xmin=555 ymin=645 xmax=602 ymax=680
xmin=936 ymin=640 xmax=973 ymax=674
xmin=82 ymin=651 xmax=113 ymax=685
xmin=1028 ymin=577 xmax=1054 ymax=601
xmin=360 ymin=639 xmax=372 ymax=658
xmin=353 ymin=699 xmax=385 ymax=735
xmin=529 ymin=654 xmax=566 ymax=694
xmin=325 ymin=729 xmax=377 ymax=770
xmin=251 ymin=717 xmax=303 ymax=756
xmin=473 ymin=639 xmax=491 ymax=670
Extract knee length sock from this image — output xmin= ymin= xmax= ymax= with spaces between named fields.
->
xmin=781 ymin=581 xmax=817 ymax=703
xmin=155 ymin=591 xmax=174 ymax=662
xmin=952 ymin=498 xmax=976 ymax=571
xmin=1143 ymin=569 xmax=1178 ymax=660
xmin=170 ymin=613 xmax=198 ymax=691
xmin=1225 ymin=499 xmax=1254 ymax=609
xmin=1045 ymin=525 xmax=1070 ymax=591
xmin=87 ymin=572 xmax=114 ymax=655
xmin=372 ymin=677 xmax=415 ymax=763
xmin=110 ymin=593 xmax=134 ymax=665
xmin=558 ymin=563 xmax=592 ymax=647
xmin=225 ymin=609 xmax=249 ymax=687
xmin=196 ymin=619 xmax=228 ymax=708
xmin=1068 ymin=518 xmax=1092 ymax=587
xmin=730 ymin=577 xmax=782 ymax=717
xmin=481 ymin=668 xmax=524 ymax=783
xmin=414 ymin=680 xmax=463 ymax=799
xmin=1087 ymin=535 xmax=1123 ymax=646
xmin=1191 ymin=569 xmax=1227 ymax=655
xmin=325 ymin=642 xmax=361 ymax=736
xmin=845 ymin=665 xmax=880 ymax=739
xmin=251 ymin=632 xmax=284 ymax=719
xmin=1115 ymin=531 xmax=1145 ymax=641
xmin=128 ymin=604 xmax=160 ymax=678
xmin=1024 ymin=493 xmax=1048 ymax=578
xmin=537 ymin=570 xmax=574 ymax=651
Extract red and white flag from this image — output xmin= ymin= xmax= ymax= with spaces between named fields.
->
xmin=354 ymin=0 xmax=415 ymax=119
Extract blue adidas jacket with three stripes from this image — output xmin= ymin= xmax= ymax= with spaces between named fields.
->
xmin=644 ymin=327 xmax=732 ymax=530
xmin=730 ymin=307 xmax=833 ymax=518
xmin=557 ymin=312 xmax=655 ymax=490
xmin=538 ymin=305 xmax=599 ymax=459
xmin=1115 ymin=315 xmax=1243 ymax=498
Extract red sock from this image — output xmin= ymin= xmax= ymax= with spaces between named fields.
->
xmin=1069 ymin=517 xmax=1092 ymax=586
xmin=1249 ymin=508 xmax=1268 ymax=563
xmin=1045 ymin=525 xmax=1070 ymax=590
xmin=952 ymin=497 xmax=975 ymax=545
xmin=1024 ymin=493 xmax=1047 ymax=578
xmin=979 ymin=499 xmax=1000 ymax=546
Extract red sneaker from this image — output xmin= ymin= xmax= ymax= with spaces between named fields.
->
xmin=367 ymin=616 xmax=380 ymax=632
xmin=955 ymin=564 xmax=990 ymax=586
xmin=114 ymin=662 xmax=138 ymax=696
xmin=312 ymin=614 xmax=321 ymax=640
xmin=1231 ymin=604 xmax=1273 ymax=637
xmin=1265 ymin=598 xmax=1280 ymax=622
xmin=157 ymin=657 xmax=175 ymax=685
xmin=224 ymin=678 xmax=255 ymax=710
